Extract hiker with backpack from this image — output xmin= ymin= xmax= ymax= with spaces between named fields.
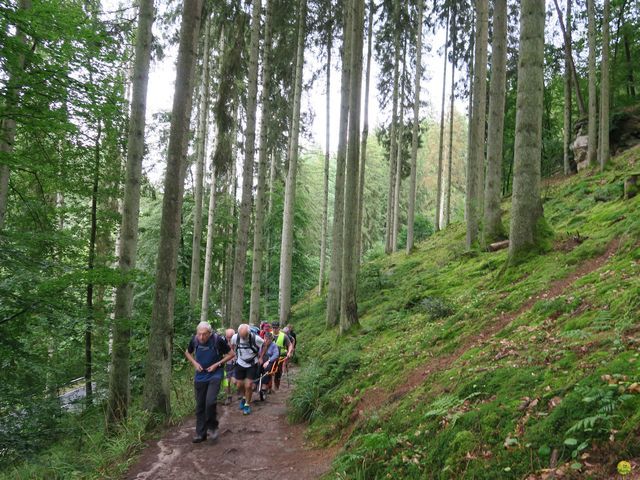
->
xmin=256 ymin=331 xmax=280 ymax=399
xmin=223 ymin=328 xmax=237 ymax=405
xmin=231 ymin=323 xmax=264 ymax=415
xmin=271 ymin=322 xmax=293 ymax=390
xmin=184 ymin=321 xmax=235 ymax=443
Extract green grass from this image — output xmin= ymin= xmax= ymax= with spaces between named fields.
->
xmin=1 ymin=369 xmax=195 ymax=480
xmin=290 ymin=147 xmax=640 ymax=479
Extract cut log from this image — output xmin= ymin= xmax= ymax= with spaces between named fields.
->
xmin=487 ymin=239 xmax=510 ymax=252
xmin=624 ymin=173 xmax=639 ymax=199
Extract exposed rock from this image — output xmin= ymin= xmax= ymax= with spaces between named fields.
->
xmin=572 ymin=135 xmax=589 ymax=171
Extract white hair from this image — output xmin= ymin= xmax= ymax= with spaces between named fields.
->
xmin=196 ymin=321 xmax=212 ymax=333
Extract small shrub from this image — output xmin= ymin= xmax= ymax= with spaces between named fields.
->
xmin=419 ymin=296 xmax=455 ymax=320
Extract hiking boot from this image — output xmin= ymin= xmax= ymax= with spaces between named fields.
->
xmin=242 ymin=404 xmax=251 ymax=415
xmin=223 ymin=395 xmax=232 ymax=406
xmin=208 ymin=428 xmax=219 ymax=441
xmin=192 ymin=435 xmax=206 ymax=443
xmin=239 ymin=398 xmax=246 ymax=410
xmin=259 ymin=390 xmax=265 ymax=401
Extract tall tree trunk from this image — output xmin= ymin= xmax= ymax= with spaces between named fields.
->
xmin=563 ymin=0 xmax=573 ymax=175
xmin=86 ymin=122 xmax=101 ymax=403
xmin=189 ymin=16 xmax=212 ymax=310
xmin=384 ymin=0 xmax=401 ymax=255
xmin=599 ymin=0 xmax=610 ymax=170
xmin=356 ymin=0 xmax=374 ymax=263
xmin=407 ymin=0 xmax=424 ymax=253
xmin=142 ymin=0 xmax=203 ymax=419
xmin=552 ymin=0 xmax=586 ymax=117
xmin=263 ymin=150 xmax=277 ymax=319
xmin=465 ymin=0 xmax=488 ymax=249
xmin=508 ymin=0 xmax=546 ymax=262
xmin=326 ymin=0 xmax=352 ymax=327
xmin=340 ymin=0 xmax=364 ymax=333
xmin=318 ymin=13 xmax=332 ymax=296
xmin=482 ymin=0 xmax=507 ymax=244
xmin=200 ymin=26 xmax=226 ymax=323
xmin=587 ymin=0 xmax=597 ymax=166
xmin=230 ymin=0 xmax=261 ymax=329
xmin=445 ymin=3 xmax=457 ymax=228
xmin=434 ymin=6 xmax=449 ymax=233
xmin=392 ymin=38 xmax=406 ymax=253
xmin=200 ymin=164 xmax=217 ymax=322
xmin=107 ymin=0 xmax=154 ymax=427
xmin=224 ymin=109 xmax=239 ymax=327
xmin=0 ymin=0 xmax=31 ymax=230
xmin=278 ymin=0 xmax=306 ymax=326
xmin=249 ymin=0 xmax=274 ymax=325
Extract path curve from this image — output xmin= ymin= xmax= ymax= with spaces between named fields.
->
xmin=125 ymin=371 xmax=334 ymax=480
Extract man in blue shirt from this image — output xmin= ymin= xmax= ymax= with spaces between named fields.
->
xmin=185 ymin=321 xmax=235 ymax=443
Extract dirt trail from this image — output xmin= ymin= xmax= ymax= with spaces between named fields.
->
xmin=125 ymin=371 xmax=334 ymax=480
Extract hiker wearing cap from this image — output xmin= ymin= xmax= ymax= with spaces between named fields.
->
xmin=272 ymin=322 xmax=293 ymax=390
xmin=257 ymin=331 xmax=279 ymax=397
xmin=231 ymin=323 xmax=264 ymax=415
xmin=185 ymin=321 xmax=235 ymax=443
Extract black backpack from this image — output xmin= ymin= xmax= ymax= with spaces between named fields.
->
xmin=235 ymin=332 xmax=259 ymax=357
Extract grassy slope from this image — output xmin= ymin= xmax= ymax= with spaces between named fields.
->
xmin=289 ymin=147 xmax=640 ymax=479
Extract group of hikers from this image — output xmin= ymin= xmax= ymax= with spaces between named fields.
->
xmin=184 ymin=320 xmax=297 ymax=443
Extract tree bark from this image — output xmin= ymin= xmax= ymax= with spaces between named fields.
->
xmin=356 ymin=0 xmax=374 ymax=264
xmin=278 ymin=0 xmax=306 ymax=326
xmin=230 ymin=0 xmax=262 ymax=329
xmin=0 ymin=0 xmax=32 ymax=230
xmin=340 ymin=0 xmax=364 ymax=333
xmin=465 ymin=0 xmax=488 ymax=249
xmin=434 ymin=6 xmax=449 ymax=233
xmin=392 ymin=38 xmax=406 ymax=253
xmin=142 ymin=0 xmax=203 ymax=419
xmin=249 ymin=0 xmax=274 ymax=325
xmin=508 ymin=0 xmax=546 ymax=261
xmin=200 ymin=26 xmax=226 ymax=323
xmin=552 ymin=0 xmax=586 ymax=117
xmin=326 ymin=0 xmax=352 ymax=327
xmin=189 ymin=16 xmax=212 ymax=310
xmin=384 ymin=0 xmax=401 ymax=255
xmin=483 ymin=0 xmax=507 ymax=244
xmin=445 ymin=3 xmax=457 ymax=228
xmin=407 ymin=0 xmax=424 ymax=253
xmin=563 ymin=0 xmax=573 ymax=175
xmin=587 ymin=0 xmax=597 ymax=166
xmin=318 ymin=9 xmax=332 ymax=296
xmin=107 ymin=0 xmax=154 ymax=427
xmin=599 ymin=0 xmax=610 ymax=170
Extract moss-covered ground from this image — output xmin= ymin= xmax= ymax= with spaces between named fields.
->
xmin=289 ymin=146 xmax=640 ymax=479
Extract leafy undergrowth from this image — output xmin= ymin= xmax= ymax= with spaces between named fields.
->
xmin=1 ymin=368 xmax=194 ymax=480
xmin=289 ymin=147 xmax=640 ymax=480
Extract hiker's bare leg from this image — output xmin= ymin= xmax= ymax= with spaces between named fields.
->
xmin=244 ymin=379 xmax=254 ymax=404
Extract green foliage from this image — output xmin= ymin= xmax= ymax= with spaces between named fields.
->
xmin=289 ymin=148 xmax=640 ymax=479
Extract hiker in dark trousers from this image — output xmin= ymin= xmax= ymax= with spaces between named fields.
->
xmin=185 ymin=321 xmax=235 ymax=443
xmin=231 ymin=323 xmax=264 ymax=415
xmin=272 ymin=322 xmax=293 ymax=390
xmin=223 ymin=328 xmax=237 ymax=405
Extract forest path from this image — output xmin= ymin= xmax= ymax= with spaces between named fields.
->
xmin=124 ymin=370 xmax=334 ymax=480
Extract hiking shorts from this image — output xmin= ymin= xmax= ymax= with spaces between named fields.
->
xmin=235 ymin=363 xmax=258 ymax=381
xmin=225 ymin=362 xmax=236 ymax=378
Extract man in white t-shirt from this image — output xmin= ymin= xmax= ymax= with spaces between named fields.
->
xmin=231 ymin=324 xmax=264 ymax=415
